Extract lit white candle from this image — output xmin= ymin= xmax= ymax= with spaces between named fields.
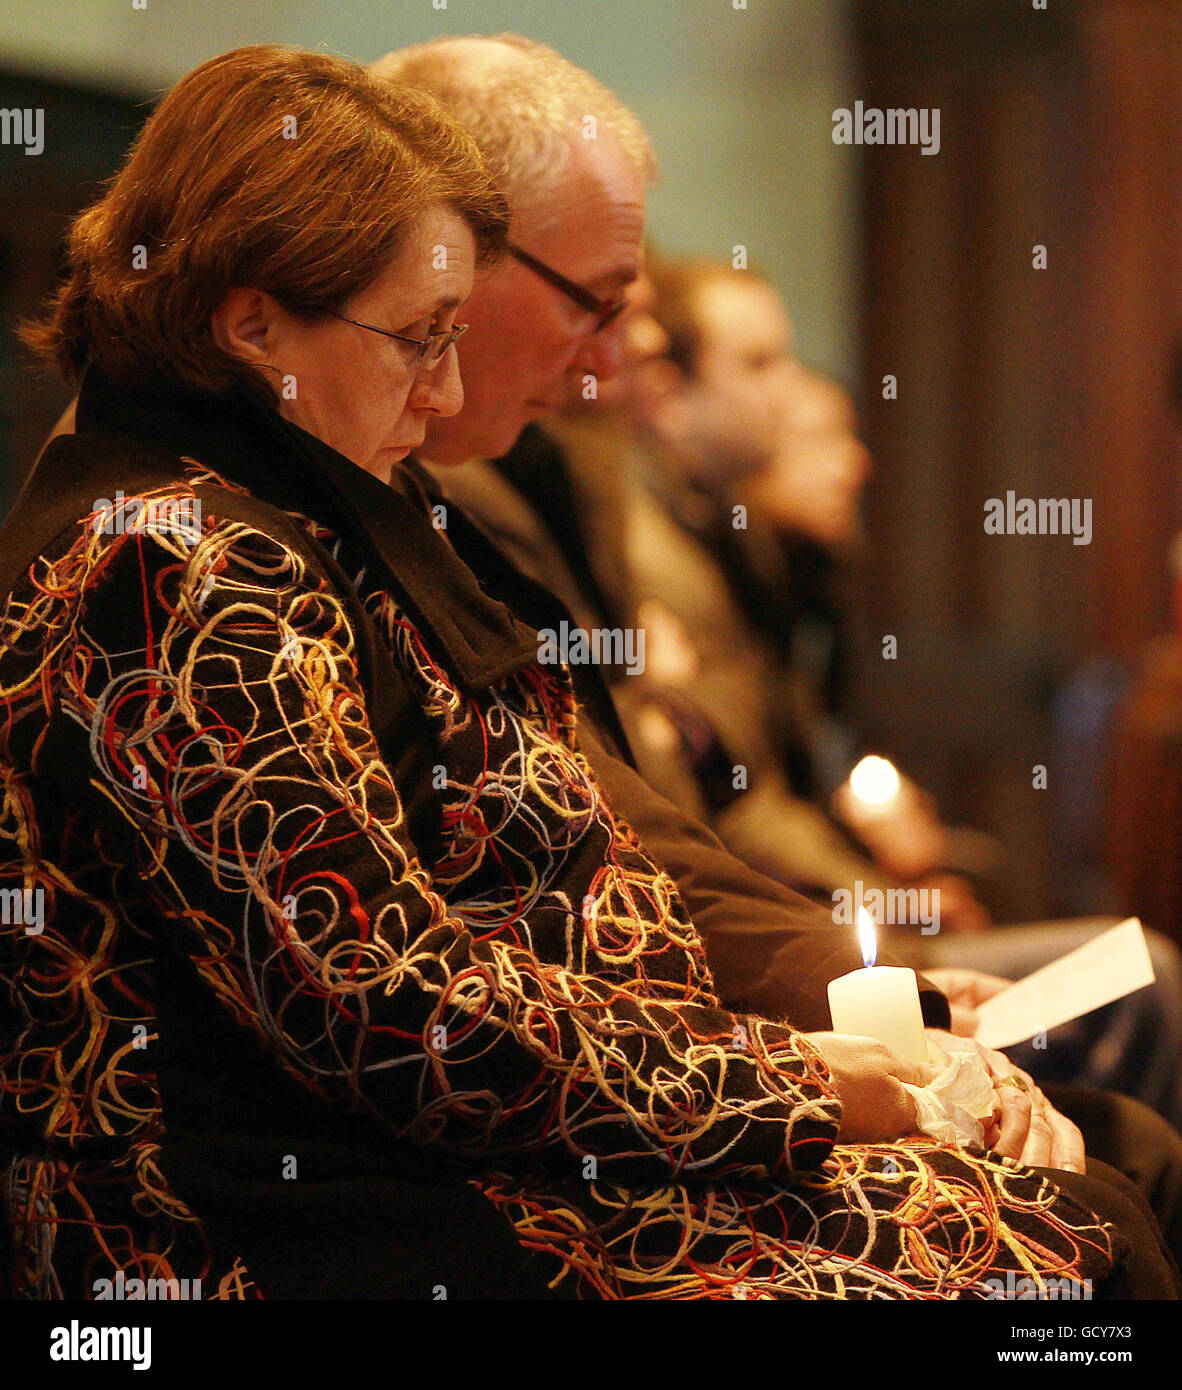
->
xmin=847 ymin=755 xmax=902 ymax=813
xmin=827 ymin=908 xmax=928 ymax=1064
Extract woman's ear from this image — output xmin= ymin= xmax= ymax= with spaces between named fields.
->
xmin=210 ymin=288 xmax=276 ymax=365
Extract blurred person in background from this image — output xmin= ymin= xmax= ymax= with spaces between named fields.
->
xmin=644 ymin=258 xmax=989 ymax=895
xmin=617 ymin=257 xmax=993 ymax=926
xmin=640 ymin=255 xmax=1182 ymax=1136
xmin=432 ymin=224 xmax=1182 ymax=1155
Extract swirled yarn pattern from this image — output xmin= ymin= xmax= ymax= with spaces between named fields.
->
xmin=0 ymin=460 xmax=1119 ymax=1298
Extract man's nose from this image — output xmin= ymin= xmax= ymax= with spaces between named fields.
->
xmin=413 ymin=348 xmax=465 ymax=418
xmin=572 ymin=319 xmax=627 ymax=384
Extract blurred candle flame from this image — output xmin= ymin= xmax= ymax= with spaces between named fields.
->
xmin=849 ymin=755 xmax=901 ymax=808
xmin=857 ymin=906 xmax=878 ymax=968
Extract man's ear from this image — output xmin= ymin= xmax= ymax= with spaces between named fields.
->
xmin=210 ymin=288 xmax=277 ymax=365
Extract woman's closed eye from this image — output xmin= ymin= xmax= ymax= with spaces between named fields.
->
xmin=400 ymin=309 xmax=456 ymax=339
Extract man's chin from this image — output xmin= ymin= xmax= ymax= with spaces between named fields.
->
xmin=421 ymin=401 xmax=547 ymax=466
xmin=418 ymin=432 xmax=470 ymax=467
xmin=433 ymin=430 xmax=529 ymax=467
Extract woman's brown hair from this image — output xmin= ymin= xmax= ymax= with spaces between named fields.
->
xmin=21 ymin=45 xmax=507 ymax=395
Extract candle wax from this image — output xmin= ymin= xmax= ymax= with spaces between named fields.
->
xmin=827 ymin=964 xmax=928 ymax=1065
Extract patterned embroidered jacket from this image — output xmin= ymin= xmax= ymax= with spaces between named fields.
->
xmin=0 ymin=370 xmax=1124 ymax=1299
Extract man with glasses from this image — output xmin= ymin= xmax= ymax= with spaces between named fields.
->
xmin=371 ymin=36 xmax=643 ymax=471
xmin=504 ymin=243 xmax=628 ymax=332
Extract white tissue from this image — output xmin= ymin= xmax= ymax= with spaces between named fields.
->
xmin=900 ymin=1038 xmax=997 ymax=1147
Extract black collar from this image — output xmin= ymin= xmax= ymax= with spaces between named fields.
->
xmin=55 ymin=368 xmax=541 ymax=692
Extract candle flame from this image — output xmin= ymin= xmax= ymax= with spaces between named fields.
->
xmin=857 ymin=906 xmax=878 ymax=968
xmin=849 ymin=755 xmax=901 ymax=807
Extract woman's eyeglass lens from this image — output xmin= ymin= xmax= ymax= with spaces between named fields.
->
xmin=330 ymin=314 xmax=468 ymax=367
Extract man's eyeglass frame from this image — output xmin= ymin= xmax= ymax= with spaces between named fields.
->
xmin=506 ymin=243 xmax=627 ymax=333
xmin=329 ymin=314 xmax=468 ymax=367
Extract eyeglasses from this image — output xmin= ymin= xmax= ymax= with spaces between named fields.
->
xmin=329 ymin=313 xmax=468 ymax=367
xmin=507 ymin=243 xmax=628 ymax=333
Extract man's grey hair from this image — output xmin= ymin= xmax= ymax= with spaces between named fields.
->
xmin=371 ymin=34 xmax=658 ymax=216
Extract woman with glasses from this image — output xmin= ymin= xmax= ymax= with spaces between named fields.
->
xmin=0 ymin=44 xmax=1163 ymax=1304
xmin=0 ymin=44 xmax=538 ymax=1301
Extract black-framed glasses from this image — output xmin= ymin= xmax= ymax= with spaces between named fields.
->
xmin=329 ymin=313 xmax=468 ymax=367
xmin=507 ymin=243 xmax=627 ymax=333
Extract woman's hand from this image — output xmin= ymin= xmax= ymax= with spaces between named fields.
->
xmin=925 ymin=1029 xmax=1085 ymax=1173
xmin=803 ymin=1032 xmax=933 ymax=1143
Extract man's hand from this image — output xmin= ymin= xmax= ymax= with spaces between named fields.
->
xmin=923 ymin=965 xmax=1011 ymax=1036
xmin=925 ymin=1029 xmax=1085 ymax=1173
xmin=803 ymin=1032 xmax=933 ymax=1143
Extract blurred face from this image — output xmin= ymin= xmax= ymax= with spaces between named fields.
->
xmin=674 ymin=277 xmax=800 ymax=481
xmin=754 ymin=372 xmax=873 ymax=544
xmin=580 ymin=271 xmax=670 ymax=417
xmin=422 ymin=132 xmax=646 ymax=465
xmin=603 ymin=280 xmax=689 ymax=430
xmin=217 ymin=205 xmax=474 ymax=479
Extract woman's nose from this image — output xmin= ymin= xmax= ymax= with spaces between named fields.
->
xmin=412 ymin=346 xmax=465 ymax=417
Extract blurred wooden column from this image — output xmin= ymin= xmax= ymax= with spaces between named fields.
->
xmin=1077 ymin=0 xmax=1182 ymax=660
xmin=851 ymin=0 xmax=1182 ymax=919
